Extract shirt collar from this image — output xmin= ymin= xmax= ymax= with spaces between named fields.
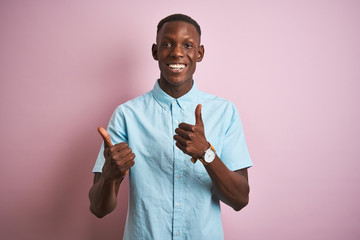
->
xmin=152 ymin=80 xmax=199 ymax=110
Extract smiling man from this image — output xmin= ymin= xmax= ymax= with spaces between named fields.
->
xmin=89 ymin=14 xmax=253 ymax=240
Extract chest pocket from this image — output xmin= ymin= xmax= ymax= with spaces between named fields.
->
xmin=145 ymin=131 xmax=173 ymax=174
xmin=183 ymin=157 xmax=211 ymax=188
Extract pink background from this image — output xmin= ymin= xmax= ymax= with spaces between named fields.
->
xmin=1 ymin=1 xmax=359 ymax=239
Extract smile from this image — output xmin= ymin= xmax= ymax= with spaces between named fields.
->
xmin=167 ymin=63 xmax=186 ymax=70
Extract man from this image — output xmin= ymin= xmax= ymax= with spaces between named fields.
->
xmin=89 ymin=14 xmax=253 ymax=239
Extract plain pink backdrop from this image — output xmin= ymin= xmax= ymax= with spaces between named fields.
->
xmin=1 ymin=1 xmax=359 ymax=239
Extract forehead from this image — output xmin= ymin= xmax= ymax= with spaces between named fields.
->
xmin=157 ymin=21 xmax=200 ymax=43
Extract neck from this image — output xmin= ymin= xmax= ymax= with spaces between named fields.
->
xmin=158 ymin=79 xmax=193 ymax=99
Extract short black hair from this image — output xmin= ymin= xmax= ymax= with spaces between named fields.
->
xmin=157 ymin=14 xmax=201 ymax=36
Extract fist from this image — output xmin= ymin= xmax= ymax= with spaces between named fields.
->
xmin=103 ymin=142 xmax=135 ymax=181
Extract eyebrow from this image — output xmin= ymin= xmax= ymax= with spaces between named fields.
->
xmin=160 ymin=35 xmax=197 ymax=42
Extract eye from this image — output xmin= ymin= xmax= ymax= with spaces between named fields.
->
xmin=162 ymin=42 xmax=172 ymax=48
xmin=184 ymin=43 xmax=193 ymax=49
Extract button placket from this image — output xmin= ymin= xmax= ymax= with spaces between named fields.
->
xmin=171 ymin=101 xmax=184 ymax=239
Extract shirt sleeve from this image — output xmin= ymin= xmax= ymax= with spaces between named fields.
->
xmin=92 ymin=105 xmax=128 ymax=173
xmin=220 ymin=102 xmax=253 ymax=171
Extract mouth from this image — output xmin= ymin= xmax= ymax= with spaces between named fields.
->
xmin=167 ymin=63 xmax=187 ymax=72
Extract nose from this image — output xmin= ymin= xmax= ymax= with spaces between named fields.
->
xmin=170 ymin=44 xmax=184 ymax=58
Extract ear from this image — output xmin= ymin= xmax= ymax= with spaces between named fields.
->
xmin=152 ymin=44 xmax=158 ymax=60
xmin=197 ymin=45 xmax=205 ymax=62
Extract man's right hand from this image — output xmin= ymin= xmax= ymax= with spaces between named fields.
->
xmin=98 ymin=126 xmax=135 ymax=181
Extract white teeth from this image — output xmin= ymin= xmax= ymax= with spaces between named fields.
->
xmin=169 ymin=64 xmax=185 ymax=70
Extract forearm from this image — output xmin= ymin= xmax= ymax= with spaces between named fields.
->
xmin=204 ymin=156 xmax=250 ymax=211
xmin=89 ymin=175 xmax=121 ymax=218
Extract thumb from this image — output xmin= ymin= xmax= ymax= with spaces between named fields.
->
xmin=195 ymin=104 xmax=203 ymax=126
xmin=97 ymin=126 xmax=113 ymax=148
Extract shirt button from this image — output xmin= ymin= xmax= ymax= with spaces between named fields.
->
xmin=175 ymin=231 xmax=179 ymax=236
xmin=176 ymin=174 xmax=180 ymax=179
xmin=175 ymin=120 xmax=179 ymax=124
xmin=176 ymin=202 xmax=181 ymax=207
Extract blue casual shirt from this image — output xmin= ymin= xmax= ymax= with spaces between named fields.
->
xmin=93 ymin=80 xmax=253 ymax=240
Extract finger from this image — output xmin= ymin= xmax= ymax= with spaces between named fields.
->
xmin=175 ymin=128 xmax=190 ymax=139
xmin=175 ymin=141 xmax=186 ymax=153
xmin=119 ymin=159 xmax=135 ymax=173
xmin=195 ymin=104 xmax=203 ymax=126
xmin=173 ymin=134 xmax=187 ymax=145
xmin=113 ymin=148 xmax=133 ymax=158
xmin=97 ymin=126 xmax=113 ymax=148
xmin=111 ymin=142 xmax=129 ymax=152
xmin=122 ymin=159 xmax=135 ymax=170
xmin=116 ymin=157 xmax=135 ymax=179
xmin=114 ymin=153 xmax=135 ymax=165
xmin=178 ymin=123 xmax=195 ymax=132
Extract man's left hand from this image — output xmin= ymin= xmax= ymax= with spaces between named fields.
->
xmin=173 ymin=104 xmax=209 ymax=160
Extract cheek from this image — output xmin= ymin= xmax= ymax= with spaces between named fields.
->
xmin=187 ymin=50 xmax=198 ymax=62
xmin=159 ymin=48 xmax=171 ymax=56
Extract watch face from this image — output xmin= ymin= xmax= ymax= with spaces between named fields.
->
xmin=204 ymin=148 xmax=215 ymax=163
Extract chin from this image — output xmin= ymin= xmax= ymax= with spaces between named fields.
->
xmin=162 ymin=74 xmax=189 ymax=85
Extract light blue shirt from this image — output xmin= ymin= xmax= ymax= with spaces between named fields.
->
xmin=93 ymin=80 xmax=252 ymax=240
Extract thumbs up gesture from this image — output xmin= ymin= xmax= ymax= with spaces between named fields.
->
xmin=173 ymin=104 xmax=210 ymax=161
xmin=97 ymin=127 xmax=135 ymax=181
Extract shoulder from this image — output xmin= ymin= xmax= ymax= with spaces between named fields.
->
xmin=198 ymin=90 xmax=238 ymax=113
xmin=113 ymin=91 xmax=152 ymax=114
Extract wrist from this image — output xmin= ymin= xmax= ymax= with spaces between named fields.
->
xmin=199 ymin=143 xmax=216 ymax=165
xmin=102 ymin=174 xmax=124 ymax=185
